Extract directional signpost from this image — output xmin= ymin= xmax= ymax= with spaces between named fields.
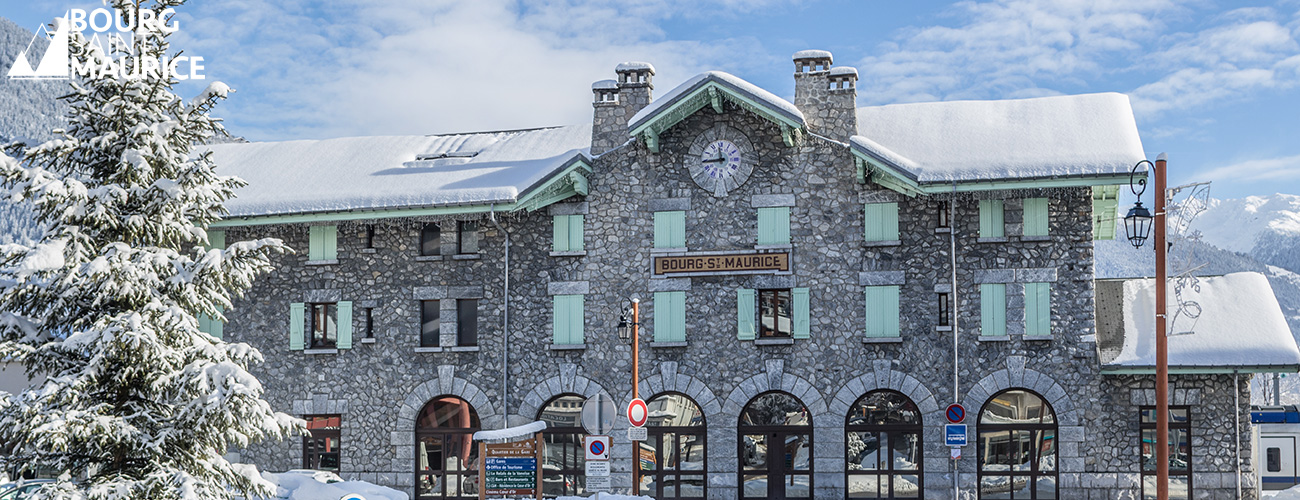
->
xmin=479 ymin=436 xmax=543 ymax=500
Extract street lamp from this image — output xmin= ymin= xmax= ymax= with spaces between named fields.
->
xmin=1124 ymin=153 xmax=1170 ymax=500
xmin=616 ymin=298 xmax=641 ymax=495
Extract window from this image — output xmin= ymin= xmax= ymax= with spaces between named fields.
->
xmin=421 ymin=223 xmax=442 ymax=256
xmin=308 ymin=225 xmax=338 ymax=261
xmin=654 ymin=291 xmax=687 ymax=342
xmin=654 ymin=211 xmax=686 ymax=249
xmin=938 ymin=201 xmax=951 ymax=228
xmin=979 ymin=200 xmax=1005 ymax=238
xmin=552 ymin=295 xmax=585 ymax=345
xmin=421 ymin=300 xmax=441 ymax=347
xmin=539 ymin=394 xmax=588 ymax=497
xmin=553 ymin=215 xmax=584 ymax=252
xmin=938 ymin=293 xmax=951 ymax=327
xmin=457 ymin=299 xmax=477 ymax=347
xmin=846 ymin=390 xmax=923 ymax=499
xmin=864 ymin=286 xmax=901 ymax=338
xmin=310 ymin=303 xmax=338 ymax=349
xmin=977 ymin=389 xmax=1057 ymax=499
xmin=364 ymin=307 xmax=374 ymax=339
xmin=756 ymin=207 xmax=790 ymax=246
xmin=416 ymin=397 xmax=480 ymax=500
xmin=364 ymin=225 xmax=376 ymax=249
xmin=641 ymin=393 xmax=706 ymax=499
xmin=864 ymin=203 xmax=899 ymax=242
xmin=1024 ymin=283 xmax=1051 ymax=337
xmin=303 ymin=415 xmax=341 ymax=471
xmin=739 ymin=392 xmax=811 ymax=500
xmin=1269 ymin=447 xmax=1282 ymax=473
xmin=759 ymin=289 xmax=792 ymax=338
xmin=980 ymin=284 xmax=1007 ymax=337
xmin=1023 ymin=198 xmax=1049 ymax=236
xmin=458 ymin=221 xmax=478 ymax=254
xmin=1141 ymin=407 xmax=1192 ymax=500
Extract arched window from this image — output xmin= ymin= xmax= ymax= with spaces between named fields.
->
xmin=977 ymin=389 xmax=1057 ymax=499
xmin=739 ymin=391 xmax=812 ymax=500
xmin=415 ymin=396 xmax=481 ymax=500
xmin=845 ymin=390 xmax=923 ymax=499
xmin=538 ymin=394 xmax=586 ymax=498
xmin=640 ymin=392 xmax=707 ymax=499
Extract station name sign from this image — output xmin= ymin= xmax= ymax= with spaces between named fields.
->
xmin=653 ymin=252 xmax=789 ymax=276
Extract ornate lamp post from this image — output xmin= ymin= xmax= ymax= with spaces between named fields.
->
xmin=1124 ymin=153 xmax=1168 ymax=500
xmin=616 ymin=298 xmax=641 ymax=495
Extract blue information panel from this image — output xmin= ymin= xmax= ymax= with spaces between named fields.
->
xmin=485 ymin=457 xmax=537 ymax=471
xmin=945 ymin=424 xmax=968 ymax=447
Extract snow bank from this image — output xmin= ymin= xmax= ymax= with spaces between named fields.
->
xmin=629 ymin=72 xmax=804 ymax=132
xmin=201 ymin=125 xmax=591 ymax=218
xmin=1109 ymin=272 xmax=1300 ymax=368
xmin=1268 ymin=483 xmax=1300 ymax=499
xmin=473 ymin=420 xmax=546 ymax=441
xmin=240 ymin=471 xmax=409 ymax=500
xmin=853 ymin=93 xmax=1146 ymax=183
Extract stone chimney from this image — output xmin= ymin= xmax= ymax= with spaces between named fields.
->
xmin=590 ymin=62 xmax=655 ymax=156
xmin=792 ymin=50 xmax=859 ymax=142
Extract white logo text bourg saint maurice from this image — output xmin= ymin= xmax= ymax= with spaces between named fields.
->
xmin=8 ymin=8 xmax=205 ymax=81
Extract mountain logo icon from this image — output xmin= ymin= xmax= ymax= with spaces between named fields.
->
xmin=8 ymin=16 xmax=70 ymax=80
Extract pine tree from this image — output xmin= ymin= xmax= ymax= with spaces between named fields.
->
xmin=0 ymin=1 xmax=302 ymax=498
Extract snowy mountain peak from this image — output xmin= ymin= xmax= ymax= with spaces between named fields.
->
xmin=1189 ymin=193 xmax=1300 ymax=254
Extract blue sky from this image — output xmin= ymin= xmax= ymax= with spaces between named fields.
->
xmin=6 ymin=0 xmax=1300 ymax=199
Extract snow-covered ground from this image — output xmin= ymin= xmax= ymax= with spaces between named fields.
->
xmin=237 ymin=471 xmax=409 ymax=500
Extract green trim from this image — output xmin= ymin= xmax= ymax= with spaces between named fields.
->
xmin=213 ymin=158 xmax=591 ymax=228
xmin=849 ymin=147 xmax=1138 ymax=196
xmin=1101 ymin=365 xmax=1300 ymax=375
xmin=629 ymin=79 xmax=805 ymax=145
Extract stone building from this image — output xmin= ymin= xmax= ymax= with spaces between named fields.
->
xmin=203 ymin=50 xmax=1300 ymax=500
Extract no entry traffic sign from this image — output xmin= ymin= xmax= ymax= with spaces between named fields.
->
xmin=946 ymin=403 xmax=966 ymax=424
xmin=627 ymin=398 xmax=648 ymax=427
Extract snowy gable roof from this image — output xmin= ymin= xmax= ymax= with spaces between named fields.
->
xmin=203 ymin=125 xmax=592 ymax=220
xmin=851 ymin=93 xmax=1145 ymax=194
xmin=628 ymin=71 xmax=805 ymax=151
xmin=1100 ymin=272 xmax=1300 ymax=373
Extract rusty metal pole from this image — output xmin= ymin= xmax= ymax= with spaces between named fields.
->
xmin=631 ymin=298 xmax=641 ymax=496
xmin=1155 ymin=155 xmax=1169 ymax=500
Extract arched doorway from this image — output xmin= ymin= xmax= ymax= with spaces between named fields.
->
xmin=739 ymin=391 xmax=812 ymax=500
xmin=415 ymin=396 xmax=481 ymax=500
xmin=538 ymin=394 xmax=586 ymax=498
xmin=977 ymin=389 xmax=1058 ymax=499
xmin=640 ymin=392 xmax=707 ymax=499
xmin=845 ymin=390 xmax=923 ymax=498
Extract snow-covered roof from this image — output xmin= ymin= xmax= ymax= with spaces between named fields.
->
xmin=203 ymin=125 xmax=591 ymax=218
xmin=852 ymin=93 xmax=1145 ymax=186
xmin=829 ymin=66 xmax=858 ymax=78
xmin=592 ymin=79 xmax=618 ymax=90
xmin=615 ymin=61 xmax=655 ymax=73
xmin=792 ymin=50 xmax=833 ymax=61
xmin=628 ymin=71 xmax=805 ymax=135
xmin=1101 ymin=272 xmax=1300 ymax=372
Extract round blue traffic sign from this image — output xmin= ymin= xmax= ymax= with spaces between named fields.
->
xmin=946 ymin=403 xmax=966 ymax=424
xmin=589 ymin=440 xmax=605 ymax=456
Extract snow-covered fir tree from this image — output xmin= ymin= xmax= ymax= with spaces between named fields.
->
xmin=0 ymin=1 xmax=302 ymax=498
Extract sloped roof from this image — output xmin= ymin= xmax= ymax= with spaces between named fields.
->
xmin=628 ymin=71 xmax=805 ymax=136
xmin=852 ymin=92 xmax=1146 ymax=189
xmin=1099 ymin=272 xmax=1300 ymax=373
xmin=203 ymin=125 xmax=591 ymax=218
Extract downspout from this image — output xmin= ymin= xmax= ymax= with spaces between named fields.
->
xmin=489 ymin=204 xmax=510 ymax=429
xmin=1235 ymin=370 xmax=1242 ymax=500
xmin=950 ymin=183 xmax=960 ymax=500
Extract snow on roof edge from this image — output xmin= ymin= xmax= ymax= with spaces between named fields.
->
xmin=628 ymin=71 xmax=804 ymax=133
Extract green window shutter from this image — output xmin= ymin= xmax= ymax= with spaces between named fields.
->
xmin=569 ymin=295 xmax=585 ymax=344
xmin=553 ymin=215 xmax=570 ymax=252
xmin=323 ymin=225 xmax=338 ymax=260
xmin=654 ymin=211 xmax=686 ymax=249
xmin=979 ymin=200 xmax=1005 ymax=237
xmin=308 ymin=226 xmax=324 ymax=260
xmin=568 ymin=215 xmax=584 ymax=252
xmin=736 ymin=288 xmax=756 ymax=340
xmin=336 ymin=301 xmax=353 ymax=349
xmin=207 ymin=230 xmax=226 ymax=250
xmin=864 ymin=203 xmax=899 ymax=241
xmin=980 ymin=284 xmax=1007 ymax=336
xmin=654 ymin=291 xmax=687 ymax=342
xmin=865 ymin=286 xmax=901 ymax=338
xmin=1024 ymin=198 xmax=1049 ymax=236
xmin=757 ymin=207 xmax=790 ymax=245
xmin=289 ymin=302 xmax=305 ymax=350
xmin=1025 ymin=283 xmax=1052 ymax=336
xmin=552 ymin=295 xmax=569 ymax=344
xmin=199 ymin=305 xmax=225 ymax=340
xmin=792 ymin=287 xmax=810 ymax=339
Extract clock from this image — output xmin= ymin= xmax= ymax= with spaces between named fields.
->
xmin=687 ymin=124 xmax=755 ymax=197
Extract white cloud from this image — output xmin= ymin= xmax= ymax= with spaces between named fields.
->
xmin=1197 ymin=154 xmax=1300 ymax=183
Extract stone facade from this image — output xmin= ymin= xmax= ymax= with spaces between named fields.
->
xmin=226 ymin=53 xmax=1256 ymax=500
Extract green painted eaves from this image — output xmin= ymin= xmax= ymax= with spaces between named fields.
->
xmin=1100 ymin=364 xmax=1300 ymax=375
xmin=628 ymin=77 xmax=805 ymax=151
xmin=849 ymin=146 xmax=1138 ymax=196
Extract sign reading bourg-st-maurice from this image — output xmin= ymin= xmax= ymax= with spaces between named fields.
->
xmin=653 ymin=252 xmax=789 ymax=276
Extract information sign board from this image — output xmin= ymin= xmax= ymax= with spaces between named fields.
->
xmin=627 ymin=426 xmax=648 ymax=441
xmin=479 ymin=436 xmax=542 ymax=499
xmin=945 ymin=424 xmax=968 ymax=447
xmin=584 ymin=435 xmax=610 ymax=461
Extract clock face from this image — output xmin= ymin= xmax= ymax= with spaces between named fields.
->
xmin=687 ymin=124 xmax=754 ymax=197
